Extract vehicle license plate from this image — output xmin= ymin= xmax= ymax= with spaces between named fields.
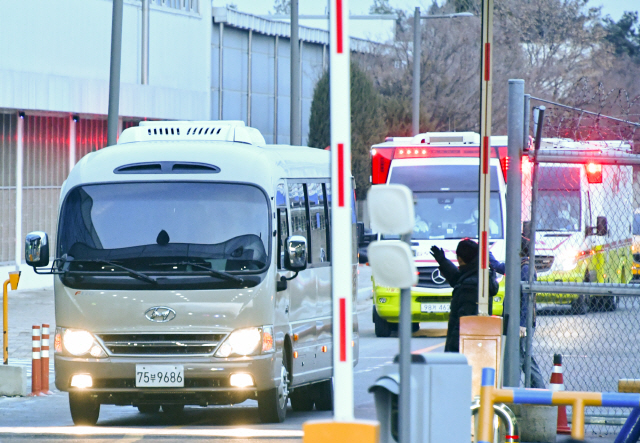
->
xmin=420 ymin=303 xmax=450 ymax=313
xmin=136 ymin=365 xmax=184 ymax=387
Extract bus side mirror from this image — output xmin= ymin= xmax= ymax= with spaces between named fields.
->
xmin=284 ymin=235 xmax=307 ymax=272
xmin=357 ymin=222 xmax=365 ymax=246
xmin=25 ymin=232 xmax=50 ymax=268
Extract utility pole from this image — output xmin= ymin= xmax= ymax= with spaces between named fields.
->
xmin=290 ymin=0 xmax=301 ymax=146
xmin=107 ymin=0 xmax=123 ymax=147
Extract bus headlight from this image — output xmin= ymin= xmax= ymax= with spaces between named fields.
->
xmin=59 ymin=328 xmax=107 ymax=358
xmin=215 ymin=326 xmax=275 ymax=358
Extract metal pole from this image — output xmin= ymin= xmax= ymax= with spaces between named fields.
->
xmin=141 ymin=0 xmax=149 ymax=85
xmin=290 ymin=0 xmax=301 ymax=146
xmin=523 ymin=94 xmax=531 ymax=148
xmin=218 ymin=23 xmax=224 ymax=119
xmin=107 ymin=0 xmax=124 ymax=147
xmin=15 ymin=113 xmax=24 ymax=271
xmin=525 ymin=106 xmax=545 ymax=387
xmin=247 ymin=30 xmax=252 ymax=126
xmin=412 ymin=7 xmax=421 ymax=136
xmin=274 ymin=35 xmax=279 ymax=143
xmin=504 ymin=80 xmax=524 ymax=388
xmin=399 ymin=232 xmax=412 ymax=443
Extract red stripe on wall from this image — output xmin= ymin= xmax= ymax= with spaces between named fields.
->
xmin=484 ymin=43 xmax=491 ymax=81
xmin=336 ymin=0 xmax=343 ymax=54
xmin=338 ymin=143 xmax=345 ymax=207
xmin=339 ymin=298 xmax=346 ymax=362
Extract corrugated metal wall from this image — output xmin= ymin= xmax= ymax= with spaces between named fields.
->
xmin=22 ymin=115 xmax=70 ymax=261
xmin=0 ymin=113 xmax=17 ymax=263
xmin=76 ymin=118 xmax=108 ymax=160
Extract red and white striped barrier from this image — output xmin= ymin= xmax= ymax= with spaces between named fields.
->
xmin=551 ymin=353 xmax=571 ymax=434
xmin=40 ymin=324 xmax=52 ymax=395
xmin=30 ymin=325 xmax=43 ymax=396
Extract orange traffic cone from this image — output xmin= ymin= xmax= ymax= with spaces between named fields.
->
xmin=550 ymin=354 xmax=571 ymax=434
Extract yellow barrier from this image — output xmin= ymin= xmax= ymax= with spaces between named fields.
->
xmin=477 ymin=367 xmax=640 ymax=442
xmin=2 ymin=271 xmax=20 ymax=364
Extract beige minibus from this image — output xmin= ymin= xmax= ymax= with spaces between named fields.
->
xmin=25 ymin=121 xmax=359 ymax=425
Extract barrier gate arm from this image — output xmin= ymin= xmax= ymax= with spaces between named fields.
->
xmin=478 ymin=367 xmax=640 ymax=442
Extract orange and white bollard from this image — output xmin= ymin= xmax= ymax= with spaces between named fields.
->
xmin=41 ymin=324 xmax=52 ymax=395
xmin=30 ymin=325 xmax=43 ymax=396
xmin=551 ymin=353 xmax=571 ymax=434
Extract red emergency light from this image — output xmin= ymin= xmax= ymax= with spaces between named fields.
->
xmin=586 ymin=163 xmax=602 ymax=183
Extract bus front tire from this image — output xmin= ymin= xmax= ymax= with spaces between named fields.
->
xmin=69 ymin=393 xmax=100 ymax=426
xmin=258 ymin=363 xmax=289 ymax=423
xmin=571 ymin=295 xmax=589 ymax=315
xmin=373 ymin=309 xmax=392 ymax=337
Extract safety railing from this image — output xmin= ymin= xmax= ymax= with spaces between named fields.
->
xmin=478 ymin=367 xmax=640 ymax=442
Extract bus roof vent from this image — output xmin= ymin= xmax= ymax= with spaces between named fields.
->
xmin=411 ymin=132 xmax=480 ymax=145
xmin=117 ymin=121 xmax=266 ymax=146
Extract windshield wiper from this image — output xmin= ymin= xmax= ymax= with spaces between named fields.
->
xmin=151 ymin=261 xmax=244 ymax=285
xmin=66 ymin=258 xmax=158 ymax=285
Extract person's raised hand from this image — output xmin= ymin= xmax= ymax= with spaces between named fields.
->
xmin=430 ymin=246 xmax=445 ymax=263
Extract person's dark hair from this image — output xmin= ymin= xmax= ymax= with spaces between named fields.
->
xmin=456 ymin=238 xmax=479 ymax=263
xmin=521 ymin=235 xmax=530 ymax=257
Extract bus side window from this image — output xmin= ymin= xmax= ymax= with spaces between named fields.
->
xmin=288 ymin=182 xmax=310 ymax=261
xmin=277 ymin=208 xmax=289 ymax=270
xmin=324 ymin=183 xmax=331 ymax=262
xmin=308 ymin=183 xmax=328 ymax=263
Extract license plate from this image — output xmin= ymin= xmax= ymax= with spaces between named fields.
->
xmin=420 ymin=303 xmax=450 ymax=313
xmin=136 ymin=365 xmax=184 ymax=387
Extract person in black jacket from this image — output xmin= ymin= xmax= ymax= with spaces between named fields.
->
xmin=430 ymin=239 xmax=499 ymax=352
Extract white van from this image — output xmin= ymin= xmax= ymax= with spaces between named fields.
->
xmin=522 ymin=138 xmax=634 ymax=313
xmin=368 ymin=132 xmax=508 ymax=336
xmin=24 ymin=121 xmax=359 ymax=425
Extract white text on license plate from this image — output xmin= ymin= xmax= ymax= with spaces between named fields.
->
xmin=420 ymin=303 xmax=450 ymax=313
xmin=136 ymin=365 xmax=184 ymax=387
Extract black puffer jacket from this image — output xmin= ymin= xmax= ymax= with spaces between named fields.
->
xmin=436 ymin=257 xmax=499 ymax=352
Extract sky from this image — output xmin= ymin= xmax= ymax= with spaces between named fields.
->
xmin=215 ymin=0 xmax=640 ymax=42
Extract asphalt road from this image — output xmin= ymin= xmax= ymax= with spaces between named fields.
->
xmin=0 ymin=266 xmax=623 ymax=442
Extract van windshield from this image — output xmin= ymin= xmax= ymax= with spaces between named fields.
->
xmin=535 ymin=167 xmax=581 ymax=232
xmin=57 ymin=182 xmax=270 ymax=289
xmin=386 ymin=164 xmax=504 ymax=240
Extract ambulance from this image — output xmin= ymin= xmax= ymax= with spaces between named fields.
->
xmin=523 ymin=138 xmax=634 ymax=313
xmin=369 ymin=132 xmax=508 ymax=337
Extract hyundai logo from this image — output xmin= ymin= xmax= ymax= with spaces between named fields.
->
xmin=431 ymin=269 xmax=446 ymax=285
xmin=145 ymin=307 xmax=176 ymax=323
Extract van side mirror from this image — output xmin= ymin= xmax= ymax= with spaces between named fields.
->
xmin=586 ymin=216 xmax=608 ymax=237
xmin=358 ymin=249 xmax=369 ymax=264
xmin=25 ymin=232 xmax=50 ymax=268
xmin=596 ymin=216 xmax=608 ymax=236
xmin=284 ymin=235 xmax=307 ymax=272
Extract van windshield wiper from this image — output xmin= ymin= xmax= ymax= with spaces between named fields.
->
xmin=66 ymin=258 xmax=158 ymax=285
xmin=150 ymin=261 xmax=244 ymax=285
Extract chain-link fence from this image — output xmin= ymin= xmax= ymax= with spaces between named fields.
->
xmin=522 ymin=98 xmax=640 ymax=435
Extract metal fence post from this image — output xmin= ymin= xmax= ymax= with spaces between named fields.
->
xmin=412 ymin=7 xmax=421 ymax=136
xmin=504 ymin=79 xmax=524 ymax=388
xmin=290 ymin=0 xmax=301 ymax=146
xmin=107 ymin=0 xmax=123 ymax=147
xmin=525 ymin=106 xmax=545 ymax=387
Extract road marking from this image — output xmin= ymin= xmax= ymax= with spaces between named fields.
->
xmin=0 ymin=427 xmax=304 ymax=438
xmin=412 ymin=341 xmax=445 ymax=354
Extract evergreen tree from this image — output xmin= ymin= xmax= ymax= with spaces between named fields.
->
xmin=308 ymin=64 xmax=386 ymax=200
xmin=604 ymin=12 xmax=640 ymax=63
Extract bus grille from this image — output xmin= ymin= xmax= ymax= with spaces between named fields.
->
xmin=97 ymin=333 xmax=227 ymax=356
xmin=416 ymin=267 xmax=450 ymax=288
xmin=535 ymin=256 xmax=555 ymax=273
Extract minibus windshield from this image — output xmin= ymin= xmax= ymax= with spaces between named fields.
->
xmin=57 ymin=182 xmax=270 ymax=289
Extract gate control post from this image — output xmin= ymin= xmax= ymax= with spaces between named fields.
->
xmin=2 ymin=271 xmax=20 ymax=364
